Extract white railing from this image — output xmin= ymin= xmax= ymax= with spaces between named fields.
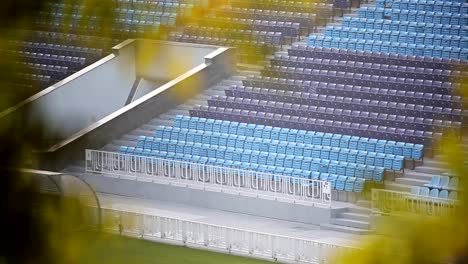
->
xmin=371 ymin=189 xmax=458 ymax=217
xmin=85 ymin=149 xmax=331 ymax=208
xmin=101 ymin=207 xmax=354 ymax=263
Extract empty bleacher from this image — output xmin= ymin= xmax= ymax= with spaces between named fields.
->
xmin=100 ymin=0 xmax=467 ymax=202
xmin=8 ymin=0 xmax=462 ymax=236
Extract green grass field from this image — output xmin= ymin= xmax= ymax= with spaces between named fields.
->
xmin=78 ymin=232 xmax=273 ymax=264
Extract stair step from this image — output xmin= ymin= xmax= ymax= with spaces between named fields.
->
xmin=140 ymin=124 xmax=159 ymax=132
xmin=205 ymin=90 xmax=225 ymax=96
xmin=348 ymin=206 xmax=371 ymax=215
xmin=395 ymin=177 xmax=430 ymax=186
xmin=148 ymin=118 xmax=172 ymax=126
xmin=166 ymin=109 xmax=189 ymax=116
xmin=415 ymin=166 xmax=446 ymax=175
xmin=356 ymin=200 xmax=371 ymax=208
xmin=330 ymin=218 xmax=370 ymax=230
xmin=320 ymin=223 xmax=370 ymax=235
xmin=404 ymin=171 xmax=434 ymax=181
xmin=103 ymin=143 xmax=122 ymax=152
xmin=339 ymin=212 xmax=370 ymax=222
xmin=110 ymin=140 xmax=134 ymax=148
xmin=384 ymin=181 xmax=412 ymax=192
xmin=423 ymin=158 xmax=446 ymax=168
xmin=127 ymin=129 xmax=154 ymax=137
xmin=121 ymin=134 xmax=138 ymax=142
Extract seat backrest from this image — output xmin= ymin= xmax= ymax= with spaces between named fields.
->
xmin=410 ymin=186 xmax=420 ymax=195
xmin=429 ymin=188 xmax=439 ymax=198
xmin=448 ymin=191 xmax=458 ymax=200
xmin=431 ymin=175 xmax=441 ymax=187
xmin=439 ymin=176 xmax=450 ymax=188
xmin=420 ymin=187 xmax=430 ymax=196
xmin=449 ymin=177 xmax=459 ymax=190
xmin=439 ymin=190 xmax=449 ymax=199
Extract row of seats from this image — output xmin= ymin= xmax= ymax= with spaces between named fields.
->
xmin=150 ymin=128 xmax=405 ymax=172
xmin=14 ymin=41 xmax=102 ymax=60
xmin=184 ymin=26 xmax=283 ymax=46
xmin=314 ymin=81 xmax=462 ymax=108
xmin=131 ymin=136 xmax=385 ymax=183
xmin=208 ymin=95 xmax=459 ymax=132
xmin=170 ymin=34 xmax=276 ymax=56
xmin=358 ymin=8 xmax=468 ymax=25
xmin=1 ymin=50 xmax=86 ymax=71
xmin=225 ymin=85 xmax=463 ymax=121
xmin=376 ymin=0 xmax=466 ymax=9
xmin=289 ymin=45 xmax=467 ymax=68
xmin=190 ymin=105 xmax=441 ymax=145
xmin=40 ymin=12 xmax=177 ymax=27
xmin=241 ymin=76 xmax=462 ymax=109
xmin=173 ymin=115 xmax=423 ymax=160
xmin=214 ymin=7 xmax=317 ymax=28
xmin=114 ymin=0 xmax=207 ymax=9
xmin=261 ymin=66 xmax=456 ymax=94
xmin=383 ymin=0 xmax=468 ymax=13
xmin=118 ymin=146 xmax=368 ymax=193
xmin=231 ymin=0 xmax=334 ymax=19
xmin=199 ymin=17 xmax=300 ymax=37
xmin=113 ymin=10 xmax=182 ymax=23
xmin=14 ymin=62 xmax=68 ymax=81
xmin=307 ymin=35 xmax=468 ymax=59
xmin=341 ymin=17 xmax=468 ymax=37
xmin=424 ymin=175 xmax=460 ymax=190
xmin=15 ymin=73 xmax=51 ymax=88
xmin=21 ymin=30 xmax=117 ymax=50
xmin=47 ymin=1 xmax=193 ymax=15
xmin=410 ymin=186 xmax=458 ymax=200
xmin=270 ymin=55 xmax=465 ymax=81
xmin=323 ymin=26 xmax=468 ymax=49
xmin=114 ymin=4 xmax=195 ymax=14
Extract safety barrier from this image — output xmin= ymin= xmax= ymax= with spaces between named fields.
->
xmin=371 ymin=189 xmax=457 ymax=216
xmin=101 ymin=207 xmax=354 ymax=263
xmin=85 ymin=149 xmax=332 ymax=208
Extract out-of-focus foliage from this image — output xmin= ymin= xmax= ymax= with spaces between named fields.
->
xmin=335 ymin=77 xmax=468 ymax=264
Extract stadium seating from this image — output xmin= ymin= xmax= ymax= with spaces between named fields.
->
xmin=410 ymin=185 xmax=458 ymax=200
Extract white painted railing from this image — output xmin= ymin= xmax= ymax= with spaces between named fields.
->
xmin=371 ymin=189 xmax=458 ymax=216
xmin=101 ymin=207 xmax=354 ymax=263
xmin=85 ymin=149 xmax=331 ymax=208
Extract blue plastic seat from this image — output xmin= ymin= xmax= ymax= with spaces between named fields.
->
xmin=420 ymin=187 xmax=430 ymax=196
xmin=319 ymin=172 xmax=330 ymax=181
xmin=345 ymin=177 xmax=356 ymax=192
xmin=439 ymin=189 xmax=449 ymax=199
xmin=439 ymin=176 xmax=450 ymax=189
xmin=335 ymin=176 xmax=347 ymax=191
xmin=448 ymin=177 xmax=459 ymax=190
xmin=328 ymin=174 xmax=338 ymax=189
xmin=425 ymin=175 xmax=441 ymax=188
xmin=410 ymin=186 xmax=420 ymax=195
xmin=429 ymin=188 xmax=439 ymax=198
xmin=354 ymin=178 xmax=366 ymax=193
xmin=449 ymin=191 xmax=458 ymax=200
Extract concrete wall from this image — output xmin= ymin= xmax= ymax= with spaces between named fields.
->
xmin=1 ymin=40 xmax=137 ymax=141
xmin=136 ymin=41 xmax=218 ymax=81
xmin=82 ymin=174 xmax=332 ymax=225
xmin=37 ymin=44 xmax=236 ymax=170
xmin=0 ymin=40 xmax=234 ymax=162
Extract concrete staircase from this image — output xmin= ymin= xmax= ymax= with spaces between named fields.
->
xmin=320 ymin=200 xmax=372 ymax=235
xmin=110 ymin=74 xmax=259 ymax=151
xmin=384 ymin=138 xmax=468 ymax=192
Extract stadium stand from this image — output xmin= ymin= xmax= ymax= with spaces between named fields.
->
xmin=70 ymin=0 xmax=465 ymax=234
xmin=3 ymin=0 xmax=464 ymax=238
